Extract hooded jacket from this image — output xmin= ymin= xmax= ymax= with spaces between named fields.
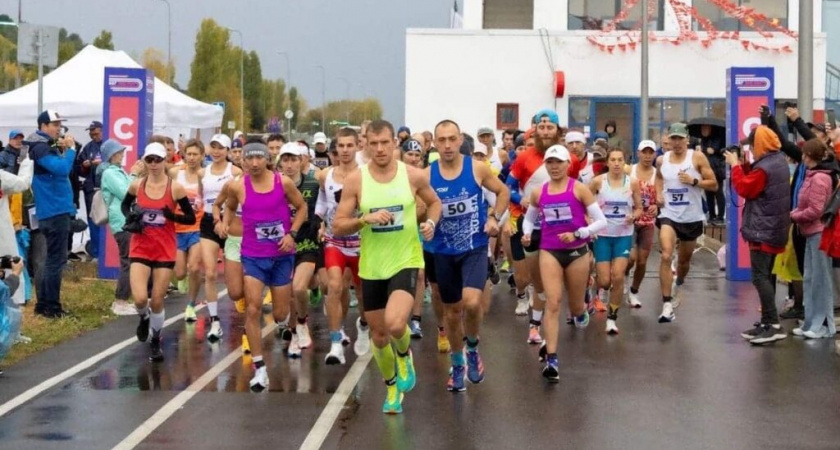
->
xmin=738 ymin=127 xmax=791 ymax=248
xmin=791 ymin=157 xmax=840 ymax=237
xmin=25 ymin=131 xmax=76 ymax=220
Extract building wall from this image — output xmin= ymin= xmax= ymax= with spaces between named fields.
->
xmin=405 ymin=29 xmax=827 ymax=141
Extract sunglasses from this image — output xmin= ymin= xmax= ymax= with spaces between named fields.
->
xmin=144 ymin=156 xmax=164 ymax=164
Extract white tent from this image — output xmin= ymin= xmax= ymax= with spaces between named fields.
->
xmin=0 ymin=45 xmax=223 ymax=142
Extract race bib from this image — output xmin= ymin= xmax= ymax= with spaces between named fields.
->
xmin=442 ymin=196 xmax=478 ymax=219
xmin=370 ymin=205 xmax=404 ymax=233
xmin=604 ymin=201 xmax=629 ymax=219
xmin=256 ymin=220 xmax=285 ymax=242
xmin=205 ymin=197 xmax=216 ymax=207
xmin=543 ymin=203 xmax=573 ymax=225
xmin=142 ymin=209 xmax=166 ymax=227
xmin=667 ymin=188 xmax=689 ymax=207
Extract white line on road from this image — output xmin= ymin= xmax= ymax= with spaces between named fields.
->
xmin=0 ymin=290 xmax=226 ymax=418
xmin=299 ymin=352 xmax=372 ymax=450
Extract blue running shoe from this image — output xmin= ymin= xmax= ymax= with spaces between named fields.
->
xmin=542 ymin=355 xmax=559 ymax=382
xmin=447 ymin=364 xmax=466 ymax=392
xmin=466 ymin=350 xmax=485 ymax=384
xmin=382 ymin=382 xmax=403 ymax=414
xmin=396 ymin=350 xmax=416 ymax=393
xmin=574 ymin=310 xmax=590 ymax=329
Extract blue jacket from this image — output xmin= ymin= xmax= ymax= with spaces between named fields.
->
xmin=75 ymin=139 xmax=102 ymax=192
xmin=0 ymin=145 xmax=21 ymax=174
xmin=26 ymin=131 xmax=76 ymax=220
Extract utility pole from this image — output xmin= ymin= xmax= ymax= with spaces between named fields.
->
xmin=278 ymin=51 xmax=291 ymax=133
xmin=798 ymin=0 xmax=813 ymax=121
xmin=640 ymin=0 xmax=650 ymax=157
xmin=316 ymin=65 xmax=326 ymax=133
xmin=36 ymin=28 xmax=43 ymax=113
xmin=337 ymin=77 xmax=350 ymax=124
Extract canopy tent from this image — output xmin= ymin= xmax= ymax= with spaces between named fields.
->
xmin=0 ymin=45 xmax=223 ymax=142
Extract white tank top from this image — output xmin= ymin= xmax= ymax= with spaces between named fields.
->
xmin=598 ymin=175 xmax=634 ymax=237
xmin=324 ymin=168 xmax=361 ymax=256
xmin=659 ymin=150 xmax=706 ymax=223
xmin=489 ymin=148 xmax=503 ymax=172
xmin=577 ymin=153 xmax=596 ymax=185
xmin=202 ymin=162 xmax=234 ymax=213
xmin=175 ymin=168 xmax=203 ymax=211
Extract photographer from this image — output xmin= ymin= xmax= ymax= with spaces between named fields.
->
xmin=0 ymin=149 xmax=33 ymax=306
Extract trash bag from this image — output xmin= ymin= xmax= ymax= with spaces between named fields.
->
xmin=0 ymin=281 xmax=22 ymax=361
xmin=773 ymin=228 xmax=802 ymax=282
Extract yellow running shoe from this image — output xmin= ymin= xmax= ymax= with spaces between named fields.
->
xmin=241 ymin=334 xmax=250 ymax=354
xmin=382 ymin=382 xmax=403 ymax=414
xmin=234 ymin=298 xmax=246 ymax=314
xmin=263 ymin=291 xmax=272 ymax=306
xmin=184 ymin=304 xmax=197 ymax=323
xmin=437 ymin=331 xmax=450 ymax=353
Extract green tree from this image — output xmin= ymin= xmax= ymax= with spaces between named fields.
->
xmin=298 ymin=98 xmax=383 ymax=135
xmin=187 ymin=19 xmax=241 ymax=130
xmin=243 ymin=50 xmax=263 ymax=131
xmin=261 ymin=78 xmax=286 ymax=129
xmin=140 ymin=47 xmax=176 ymax=87
xmin=57 ymin=28 xmax=84 ymax=65
xmin=289 ymin=87 xmax=302 ymax=131
xmin=92 ymin=30 xmax=114 ymax=50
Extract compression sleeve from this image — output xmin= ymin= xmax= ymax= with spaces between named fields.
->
xmin=522 ymin=205 xmax=539 ymax=235
xmin=505 ymin=174 xmax=522 ymax=205
xmin=577 ymin=203 xmax=607 ymax=239
xmin=315 ymin=187 xmax=328 ymax=219
xmin=163 ymin=197 xmax=197 ymax=225
xmin=121 ymin=192 xmax=136 ymax=218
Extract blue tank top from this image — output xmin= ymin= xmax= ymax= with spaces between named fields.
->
xmin=428 ymin=157 xmax=488 ymax=255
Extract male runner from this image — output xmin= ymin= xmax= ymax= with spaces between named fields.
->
xmin=655 ymin=123 xmax=718 ymax=322
xmin=333 ymin=120 xmax=441 ymax=414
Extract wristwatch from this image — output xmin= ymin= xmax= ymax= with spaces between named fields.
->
xmin=692 ymin=178 xmax=699 ymax=187
xmin=493 ymin=212 xmax=503 ymax=222
xmin=573 ymin=230 xmax=581 ymax=239
xmin=290 ymin=230 xmax=298 ymax=239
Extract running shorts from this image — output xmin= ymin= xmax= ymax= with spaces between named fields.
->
xmin=656 ymin=218 xmax=704 ymax=242
xmin=130 ymin=258 xmax=175 ymax=270
xmin=324 ymin=246 xmax=360 ymax=283
xmin=361 ymin=268 xmax=419 ymax=312
xmin=593 ymin=236 xmax=633 ymax=263
xmin=176 ymin=231 xmax=201 ymax=252
xmin=224 ymin=235 xmax=242 ymax=263
xmin=634 ymin=225 xmax=655 ymax=252
xmin=242 ymin=255 xmax=294 ymax=287
xmin=423 ymin=250 xmax=437 ymax=283
xmin=199 ymin=214 xmax=226 ymax=247
xmin=543 ymin=245 xmax=589 ymax=269
xmin=433 ymin=246 xmax=489 ymax=304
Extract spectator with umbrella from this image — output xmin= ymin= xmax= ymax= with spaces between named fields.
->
xmin=689 ymin=117 xmax=726 ymax=225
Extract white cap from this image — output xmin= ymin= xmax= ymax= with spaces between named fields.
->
xmin=543 ymin=145 xmax=571 ymax=162
xmin=280 ymin=143 xmax=301 ymax=157
xmin=309 ymin=148 xmax=316 ymax=158
xmin=637 ymin=139 xmax=657 ymax=151
xmin=143 ymin=142 xmax=167 ymax=160
xmin=565 ymin=131 xmax=586 ymax=144
xmin=210 ymin=133 xmax=232 ymax=149
xmin=233 ymin=130 xmax=243 ymax=140
xmin=313 ymin=132 xmax=327 ymax=145
xmin=473 ymin=142 xmax=488 ymax=155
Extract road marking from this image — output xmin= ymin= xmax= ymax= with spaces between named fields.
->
xmin=0 ymin=290 xmax=226 ymax=418
xmin=113 ymin=317 xmax=273 ymax=450
xmin=299 ymin=352 xmax=372 ymax=450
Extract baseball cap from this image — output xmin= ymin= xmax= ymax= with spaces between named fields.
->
xmin=514 ymin=134 xmax=526 ymax=148
xmin=593 ymin=131 xmax=609 ymax=142
xmin=668 ymin=122 xmax=689 ymax=138
xmin=543 ymin=145 xmax=571 ymax=162
xmin=279 ymin=142 xmax=301 ymax=157
xmin=100 ymin=139 xmax=126 ymax=162
xmin=473 ymin=142 xmax=489 ymax=155
xmin=37 ymin=109 xmax=66 ymax=126
xmin=402 ymin=139 xmax=423 ymax=153
xmin=398 ymin=126 xmax=411 ymax=135
xmin=243 ymin=142 xmax=270 ymax=159
xmin=85 ymin=121 xmax=103 ymax=131
xmin=313 ymin=132 xmax=327 ymax=145
xmin=590 ymin=145 xmax=607 ymax=159
xmin=477 ymin=126 xmax=494 ymax=137
xmin=210 ymin=134 xmax=232 ymax=149
xmin=232 ymin=139 xmax=243 ymax=149
xmin=533 ymin=109 xmax=559 ymax=126
xmin=143 ymin=142 xmax=167 ymax=160
xmin=8 ymin=129 xmax=23 ymax=139
xmin=565 ymin=131 xmax=586 ymax=144
xmin=637 ymin=140 xmax=657 ymax=152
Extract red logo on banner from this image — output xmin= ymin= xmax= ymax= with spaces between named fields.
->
xmin=108 ymin=96 xmax=140 ymax=167
xmin=736 ymin=96 xmax=769 ymax=143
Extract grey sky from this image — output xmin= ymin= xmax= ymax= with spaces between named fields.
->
xmin=0 ymin=0 xmax=455 ymax=125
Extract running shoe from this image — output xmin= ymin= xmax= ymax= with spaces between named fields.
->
xmin=207 ymin=319 xmax=223 ymax=341
xmin=514 ymin=294 xmax=529 ymax=316
xmin=423 ymin=286 xmax=431 ymax=304
xmin=592 ymin=294 xmax=607 ymax=313
xmin=325 ymin=342 xmax=346 ymax=365
xmin=395 ymin=350 xmax=416 ymax=392
xmin=741 ymin=322 xmax=765 ymax=340
xmin=500 ymin=259 xmax=510 ymax=273
xmin=136 ymin=314 xmax=150 ymax=342
xmin=803 ymin=327 xmax=830 ymax=339
xmin=488 ymin=259 xmax=500 ymax=285
xmin=241 ymin=334 xmax=251 ymax=354
xmin=782 ymin=296 xmax=795 ymax=312
xmin=177 ymin=278 xmax=188 ymax=294
xmin=309 ymin=288 xmax=323 ymax=307
xmin=466 ymin=350 xmax=485 ymax=384
xmin=277 ymin=326 xmax=293 ymax=342
xmin=234 ymin=298 xmax=246 ymax=314
xmin=184 ymin=304 xmax=197 ymax=323
xmin=779 ymin=306 xmax=805 ymax=320
xmin=382 ymin=382 xmax=403 ymax=414
xmin=111 ymin=301 xmax=137 ymax=316
xmin=538 ymin=342 xmax=547 ymax=362
xmin=792 ymin=327 xmax=805 ymax=337
xmin=354 ymin=318 xmax=370 ymax=356
xmin=574 ymin=310 xmax=590 ymax=329
xmin=658 ymin=302 xmax=675 ymax=323
xmin=606 ymin=319 xmax=619 ymax=335
xmin=527 ymin=325 xmax=543 ymax=344
xmin=409 ymin=320 xmax=423 ymax=339
xmin=542 ymin=355 xmax=559 ymax=382
xmin=340 ymin=327 xmax=351 ymax=346
xmin=349 ymin=289 xmax=358 ymax=308
xmin=15 ymin=333 xmax=32 ymax=344
xmin=447 ymin=364 xmax=466 ymax=392
xmin=749 ymin=324 xmax=787 ymax=345
xmin=149 ymin=332 xmax=164 ymax=362
xmin=287 ymin=333 xmax=302 ymax=358
xmin=627 ymin=291 xmax=642 ymax=308
xmin=296 ymin=322 xmax=312 ymax=348
xmin=250 ymin=366 xmax=269 ymax=392
xmin=565 ymin=312 xmax=573 ymax=325
xmin=437 ymin=330 xmax=450 ymax=353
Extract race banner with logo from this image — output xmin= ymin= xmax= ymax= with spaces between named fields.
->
xmin=98 ymin=67 xmax=155 ymax=279
xmin=725 ymin=67 xmax=774 ymax=281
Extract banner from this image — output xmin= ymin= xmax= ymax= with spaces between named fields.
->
xmin=725 ymin=67 xmax=774 ymax=282
xmin=98 ymin=67 xmax=154 ymax=279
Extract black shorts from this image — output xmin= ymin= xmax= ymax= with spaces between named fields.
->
xmin=130 ymin=258 xmax=176 ymax=270
xmin=656 ymin=218 xmax=704 ymax=242
xmin=433 ymin=247 xmax=488 ymax=304
xmin=515 ymin=215 xmax=541 ymax=256
xmin=199 ymin=214 xmax=226 ymax=247
xmin=423 ymin=250 xmax=437 ymax=284
xmin=361 ymin=268 xmax=419 ymax=312
xmin=544 ymin=246 xmax=589 ymax=269
xmin=295 ymin=247 xmax=325 ymax=270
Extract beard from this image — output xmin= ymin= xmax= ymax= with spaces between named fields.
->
xmin=535 ymin=135 xmax=558 ymax=153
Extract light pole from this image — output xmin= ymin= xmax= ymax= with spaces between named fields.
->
xmin=157 ymin=0 xmax=172 ymax=84
xmin=277 ymin=51 xmax=291 ymax=132
xmin=337 ymin=77 xmax=350 ymax=124
xmin=640 ymin=0 xmax=649 ymax=160
xmin=798 ymin=0 xmax=813 ymax=121
xmin=315 ymin=65 xmax=326 ymax=133
xmin=227 ymin=28 xmax=245 ymax=132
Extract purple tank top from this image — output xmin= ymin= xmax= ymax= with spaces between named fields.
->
xmin=539 ymin=179 xmax=589 ymax=250
xmin=241 ymin=173 xmax=294 ymax=258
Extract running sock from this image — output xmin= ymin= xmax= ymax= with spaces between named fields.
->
xmin=188 ymin=300 xmax=195 ymax=308
xmin=531 ymin=309 xmax=543 ymax=323
xmin=253 ymin=355 xmax=265 ymax=369
xmin=411 ymin=315 xmax=422 ymax=323
xmin=663 ymin=296 xmax=673 ymax=303
xmin=150 ymin=310 xmax=165 ymax=332
xmin=372 ymin=343 xmax=397 ymax=380
xmin=330 ymin=330 xmax=342 ymax=344
xmin=392 ymin=326 xmax=411 ymax=355
xmin=275 ymin=317 xmax=289 ymax=328
xmin=608 ymin=304 xmax=619 ymax=321
xmin=466 ymin=336 xmax=479 ymax=351
xmin=136 ymin=304 xmax=149 ymax=317
xmin=438 ymin=326 xmax=445 ymax=335
xmin=676 ymin=277 xmax=685 ymax=286
xmin=516 ymin=290 xmax=526 ymax=300
xmin=451 ymin=351 xmax=465 ymax=367
xmin=207 ymin=301 xmax=218 ymax=317
xmin=537 ymin=292 xmax=546 ymax=302
xmin=630 ymin=287 xmax=639 ymax=295
xmin=297 ymin=315 xmax=308 ymax=325
xmin=359 ymin=319 xmax=369 ymax=328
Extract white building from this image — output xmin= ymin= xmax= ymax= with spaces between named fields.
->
xmin=405 ymin=0 xmax=826 ymax=153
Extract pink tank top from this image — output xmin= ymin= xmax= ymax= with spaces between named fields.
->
xmin=539 ymin=179 xmax=589 ymax=250
xmin=241 ymin=173 xmax=294 ymax=258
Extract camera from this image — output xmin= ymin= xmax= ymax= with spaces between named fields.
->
xmin=0 ymin=255 xmax=21 ymax=270
xmin=783 ymin=101 xmax=797 ymax=110
xmin=726 ymin=144 xmax=742 ymax=160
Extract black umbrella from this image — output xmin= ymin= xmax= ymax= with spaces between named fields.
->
xmin=688 ymin=117 xmax=726 ymax=141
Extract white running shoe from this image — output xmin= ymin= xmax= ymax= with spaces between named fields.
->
xmin=514 ymin=296 xmax=529 ymax=316
xmin=606 ymin=319 xmax=619 ymax=335
xmin=296 ymin=323 xmax=312 ymax=348
xmin=658 ymin=302 xmax=675 ymax=323
xmin=250 ymin=366 xmax=269 ymax=392
xmin=288 ymin=333 xmax=302 ymax=358
xmin=207 ymin=320 xmax=223 ymax=341
xmin=623 ymin=279 xmax=629 ymax=295
xmin=354 ymin=317 xmax=371 ymax=356
xmin=671 ymin=279 xmax=682 ymax=309
xmin=325 ymin=342 xmax=346 ymax=365
xmin=627 ymin=292 xmax=642 ymax=308
xmin=527 ymin=285 xmax=535 ymax=308
xmin=340 ymin=327 xmax=351 ymax=346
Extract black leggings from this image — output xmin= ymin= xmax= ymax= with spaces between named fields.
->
xmin=706 ymin=184 xmax=726 ymax=220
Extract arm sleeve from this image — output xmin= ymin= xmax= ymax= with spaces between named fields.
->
xmin=767 ymin=115 xmax=803 ymax=162
xmin=522 ymin=205 xmax=539 ymax=235
xmin=315 ymin=187 xmax=328 ymax=218
xmin=121 ymin=192 xmax=136 ymax=217
xmin=505 ymin=173 xmax=522 ymax=205
xmin=792 ymin=118 xmax=816 ymax=141
xmin=163 ymin=197 xmax=197 ymax=225
xmin=577 ymin=203 xmax=607 ymax=239
xmin=730 ymin=165 xmax=767 ymax=200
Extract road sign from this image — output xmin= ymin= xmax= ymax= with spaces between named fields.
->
xmin=212 ymin=101 xmax=225 ymax=112
xmin=285 ymin=109 xmax=294 ymax=119
xmin=17 ymin=23 xmax=59 ymax=67
xmin=227 ymin=121 xmax=236 ymax=129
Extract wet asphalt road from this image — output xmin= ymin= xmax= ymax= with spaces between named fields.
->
xmin=1 ymin=250 xmax=839 ymax=450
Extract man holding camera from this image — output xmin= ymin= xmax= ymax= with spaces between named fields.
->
xmin=75 ymin=121 xmax=103 ymax=260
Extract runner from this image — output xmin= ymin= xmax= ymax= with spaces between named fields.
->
xmin=625 ymin=140 xmax=659 ymax=308
xmin=316 ymin=127 xmax=370 ymax=365
xmin=214 ymin=175 xmax=247 ymax=352
xmin=199 ymin=134 xmax=242 ymax=340
xmin=123 ymin=143 xmax=196 ymax=362
xmin=224 ymin=142 xmax=307 ymax=391
xmin=502 ymin=132 xmax=533 ymax=315
xmin=429 ymin=120 xmax=509 ymax=391
xmin=332 ymin=120 xmax=441 ymax=414
xmin=266 ymin=134 xmax=285 ymax=167
xmin=589 ymin=149 xmax=642 ymax=335
xmin=169 ymin=140 xmax=205 ymax=324
xmin=521 ymin=145 xmax=606 ymax=381
xmin=312 ymin=132 xmax=332 ymax=169
xmin=655 ymin=123 xmax=718 ymax=322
